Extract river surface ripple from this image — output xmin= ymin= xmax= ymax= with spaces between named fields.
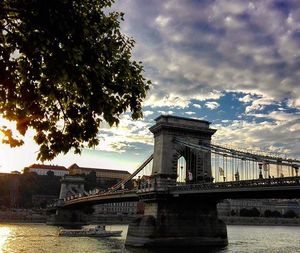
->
xmin=0 ymin=224 xmax=299 ymax=253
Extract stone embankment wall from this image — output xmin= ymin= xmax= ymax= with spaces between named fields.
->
xmin=221 ymin=216 xmax=300 ymax=226
xmin=90 ymin=214 xmax=141 ymax=225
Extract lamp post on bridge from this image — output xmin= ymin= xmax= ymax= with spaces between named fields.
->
xmin=235 ymin=171 xmax=240 ymax=181
xmin=258 ymin=163 xmax=263 ymax=179
xmin=293 ymin=165 xmax=299 ymax=177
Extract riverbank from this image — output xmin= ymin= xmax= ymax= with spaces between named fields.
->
xmin=90 ymin=214 xmax=141 ymax=225
xmin=2 ymin=209 xmax=300 ymax=226
xmin=0 ymin=209 xmax=47 ymax=223
xmin=221 ymin=216 xmax=300 ymax=226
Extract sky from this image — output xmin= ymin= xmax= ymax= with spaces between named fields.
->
xmin=1 ymin=0 xmax=300 ymax=174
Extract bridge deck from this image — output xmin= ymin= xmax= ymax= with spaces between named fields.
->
xmin=169 ymin=176 xmax=300 ymax=199
xmin=63 ymin=190 xmax=139 ymax=207
xmin=56 ymin=176 xmax=300 ymax=207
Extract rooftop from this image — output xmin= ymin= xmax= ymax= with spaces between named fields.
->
xmin=27 ymin=164 xmax=68 ymax=171
xmin=154 ymin=114 xmax=211 ymax=125
xmin=68 ymin=163 xmax=130 ymax=175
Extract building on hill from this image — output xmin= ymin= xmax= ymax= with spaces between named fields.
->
xmin=25 ymin=164 xmax=69 ymax=177
xmin=68 ymin=163 xmax=130 ymax=180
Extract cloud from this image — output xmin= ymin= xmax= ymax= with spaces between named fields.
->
xmin=249 ymin=110 xmax=300 ymax=122
xmin=114 ymin=0 xmax=300 ymax=111
xmin=205 ymin=101 xmax=220 ymax=110
xmin=143 ymin=110 xmax=154 ymax=117
xmin=158 ymin=110 xmax=174 ymax=115
xmin=288 ymin=97 xmax=300 ymax=109
xmin=213 ymin=118 xmax=300 ymax=158
xmin=185 ymin=111 xmax=196 ymax=115
xmin=239 ymin=94 xmax=254 ymax=103
xmin=192 ymin=103 xmax=201 ymax=109
xmin=108 ymin=0 xmax=300 ymax=159
xmin=155 ymin=15 xmax=171 ymax=27
xmin=96 ymin=115 xmax=153 ymax=153
xmin=144 ymin=90 xmax=223 ymax=109
xmin=245 ymin=96 xmax=278 ymax=113
xmin=144 ymin=93 xmax=191 ymax=108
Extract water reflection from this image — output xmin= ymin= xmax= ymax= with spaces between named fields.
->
xmin=0 ymin=224 xmax=298 ymax=253
xmin=0 ymin=227 xmax=11 ymax=253
xmin=125 ymin=246 xmax=227 ymax=253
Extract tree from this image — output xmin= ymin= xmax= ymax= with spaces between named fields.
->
xmin=23 ymin=167 xmax=29 ymax=174
xmin=283 ymin=210 xmax=298 ymax=218
xmin=264 ymin=209 xmax=272 ymax=218
xmin=46 ymin=170 xmax=54 ymax=177
xmin=239 ymin=208 xmax=249 ymax=217
xmin=85 ymin=170 xmax=97 ymax=191
xmin=19 ymin=172 xmax=39 ymax=207
xmin=271 ymin=210 xmax=282 ymax=218
xmin=239 ymin=207 xmax=260 ymax=217
xmin=0 ymin=0 xmax=150 ymax=161
xmin=250 ymin=207 xmax=260 ymax=217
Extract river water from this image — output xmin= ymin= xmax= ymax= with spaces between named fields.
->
xmin=0 ymin=224 xmax=299 ymax=253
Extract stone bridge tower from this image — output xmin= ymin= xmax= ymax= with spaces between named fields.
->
xmin=126 ymin=115 xmax=227 ymax=248
xmin=149 ymin=115 xmax=216 ymax=188
xmin=47 ymin=176 xmax=86 ymax=226
xmin=59 ymin=175 xmax=85 ymax=200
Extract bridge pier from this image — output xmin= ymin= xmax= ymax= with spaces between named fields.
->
xmin=47 ymin=208 xmax=88 ymax=226
xmin=47 ymin=175 xmax=90 ymax=226
xmin=125 ymin=196 xmax=227 ymax=247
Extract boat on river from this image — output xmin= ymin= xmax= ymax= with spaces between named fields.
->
xmin=59 ymin=225 xmax=122 ymax=237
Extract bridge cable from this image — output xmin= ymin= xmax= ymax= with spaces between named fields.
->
xmin=174 ymin=138 xmax=300 ymax=182
xmin=108 ymin=154 xmax=153 ymax=192
xmin=174 ymin=138 xmax=300 ymax=167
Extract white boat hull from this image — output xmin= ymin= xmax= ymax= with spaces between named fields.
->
xmin=59 ymin=226 xmax=122 ymax=237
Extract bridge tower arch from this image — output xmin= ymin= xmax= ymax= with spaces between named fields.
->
xmin=177 ymin=155 xmax=186 ymax=182
xmin=149 ymin=115 xmax=216 ymax=187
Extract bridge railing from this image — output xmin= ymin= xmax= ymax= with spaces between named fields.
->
xmin=63 ymin=188 xmax=138 ymax=205
xmin=170 ymin=176 xmax=300 ymax=192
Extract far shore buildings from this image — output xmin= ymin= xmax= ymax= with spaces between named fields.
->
xmin=25 ymin=164 xmax=69 ymax=177
xmin=217 ymin=199 xmax=300 ymax=217
xmin=24 ymin=163 xmax=130 ymax=181
xmin=1 ymin=163 xmax=131 ymax=208
xmin=68 ymin=163 xmax=130 ymax=181
xmin=2 ymin=165 xmax=300 ymax=217
xmin=93 ymin=201 xmax=144 ymax=216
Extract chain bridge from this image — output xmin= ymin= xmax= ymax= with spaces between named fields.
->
xmin=51 ymin=115 xmax=300 ymax=248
